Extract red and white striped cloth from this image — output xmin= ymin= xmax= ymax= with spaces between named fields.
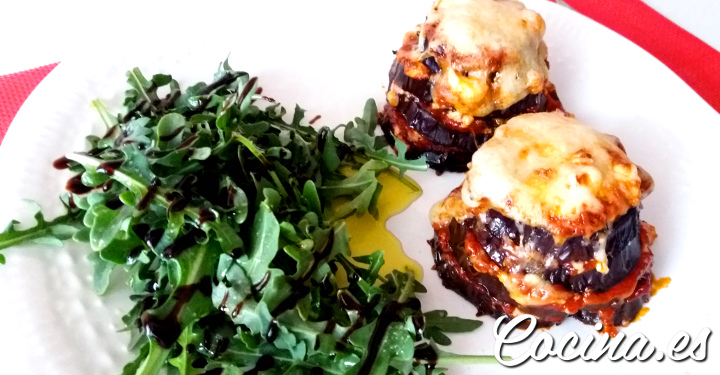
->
xmin=1 ymin=0 xmax=718 ymax=145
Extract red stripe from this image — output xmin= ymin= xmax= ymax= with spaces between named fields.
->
xmin=0 ymin=63 xmax=58 ymax=144
xmin=560 ymin=0 xmax=720 ymax=112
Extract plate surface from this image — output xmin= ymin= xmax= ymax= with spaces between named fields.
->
xmin=1 ymin=1 xmax=718 ymax=374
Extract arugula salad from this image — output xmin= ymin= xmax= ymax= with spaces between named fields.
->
xmin=0 ymin=61 xmax=497 ymax=374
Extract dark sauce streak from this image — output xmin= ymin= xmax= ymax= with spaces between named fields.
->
xmin=323 ymin=319 xmax=336 ymax=334
xmin=309 ymin=115 xmax=322 ymax=125
xmin=132 ymin=224 xmax=150 ymax=239
xmin=270 ymin=230 xmax=334 ymax=317
xmin=319 ymin=273 xmax=334 ymax=296
xmin=155 ymin=90 xmax=181 ymax=113
xmin=133 ymin=224 xmax=163 ymax=249
xmin=198 ymin=72 xmax=243 ymax=96
xmin=145 ymin=228 xmax=164 ymax=249
xmin=250 ymin=87 xmax=263 ymax=104
xmin=97 ymin=159 xmax=124 ymax=176
xmin=67 ymin=195 xmax=76 ymax=209
xmin=231 ymin=300 xmax=245 ymax=318
xmin=230 ymin=247 xmax=244 ymax=259
xmin=225 ymin=186 xmax=237 ymax=207
xmin=338 ymin=291 xmax=366 ymax=343
xmin=127 ymin=246 xmax=143 ymax=262
xmin=244 ymin=355 xmax=275 ymax=375
xmin=271 ymin=284 xmax=310 ymax=318
xmin=198 ymin=207 xmax=217 ymax=224
xmin=168 ymin=196 xmax=190 ymax=213
xmin=176 ymin=175 xmax=198 ymax=194
xmin=141 ymin=284 xmax=196 ymax=349
xmin=84 ymin=147 xmax=106 ymax=157
xmin=190 ymin=357 xmax=208 ymax=370
xmin=252 ymin=271 xmax=271 ymax=293
xmin=105 ymin=196 xmax=124 ymax=210
xmin=413 ymin=342 xmax=439 ymax=375
xmin=338 ymin=290 xmax=362 ymax=311
xmin=101 ymin=179 xmax=114 ymax=192
xmin=176 ymin=135 xmax=199 ymax=150
xmin=237 ymin=76 xmax=259 ymax=104
xmin=412 ymin=313 xmax=425 ymax=341
xmin=159 ymin=126 xmax=185 ymax=142
xmin=122 ymin=100 xmax=147 ymax=123
xmin=137 ymin=186 xmax=158 ymax=210
xmin=266 ymin=320 xmax=280 ymax=343
xmin=102 ymin=124 xmax=119 ymax=140
xmin=356 ymin=299 xmax=424 ymax=375
xmin=66 ymin=174 xmax=92 ymax=194
xmin=219 ymin=291 xmax=230 ymax=312
xmin=140 ymin=276 xmax=213 ymax=350
xmin=196 ymin=276 xmax=213 ymax=296
xmin=53 ymin=156 xmax=72 ymax=170
xmin=163 ymin=229 xmax=205 ymax=259
xmin=340 ymin=316 xmax=364 ymax=344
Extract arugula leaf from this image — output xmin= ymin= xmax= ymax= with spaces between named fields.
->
xmin=240 ymin=202 xmax=280 ymax=284
xmin=0 ymin=201 xmax=81 ymax=254
xmin=156 ymin=113 xmax=187 ymax=150
xmin=0 ymin=64 xmax=493 ymax=375
xmin=88 ymin=251 xmax=115 ymax=295
xmin=167 ymin=324 xmax=202 ymax=375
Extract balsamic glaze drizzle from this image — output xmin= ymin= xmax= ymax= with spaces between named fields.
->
xmin=266 ymin=320 xmax=280 ymax=343
xmin=356 ymin=298 xmax=427 ymax=375
xmin=163 ymin=229 xmax=206 ymax=258
xmin=96 ymin=159 xmax=124 ymax=176
xmin=137 ymin=185 xmax=158 ymax=210
xmin=413 ymin=342 xmax=439 ymax=375
xmin=101 ymin=179 xmax=114 ymax=192
xmin=66 ymin=174 xmax=93 ymax=194
xmin=244 ymin=355 xmax=275 ymax=375
xmin=198 ymin=207 xmax=217 ymax=224
xmin=53 ymin=156 xmax=72 ymax=170
xmin=141 ymin=277 xmax=212 ymax=349
xmin=252 ymin=271 xmax=271 ymax=293
xmin=159 ymin=126 xmax=185 ymax=142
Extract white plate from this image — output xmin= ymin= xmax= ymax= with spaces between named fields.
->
xmin=1 ymin=1 xmax=718 ymax=374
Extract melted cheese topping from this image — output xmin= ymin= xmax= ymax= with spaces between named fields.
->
xmin=395 ymin=0 xmax=549 ymax=118
xmin=462 ymin=112 xmax=644 ymax=239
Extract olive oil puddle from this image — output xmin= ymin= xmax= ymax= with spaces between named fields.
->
xmin=632 ymin=276 xmax=671 ymax=323
xmin=650 ymin=276 xmax=671 ymax=297
xmin=335 ymin=171 xmax=423 ymax=284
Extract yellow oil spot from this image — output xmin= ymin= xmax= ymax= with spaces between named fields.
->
xmin=334 ymin=170 xmax=423 ymax=286
xmin=633 ymin=307 xmax=649 ymax=322
xmin=651 ymin=276 xmax=671 ymax=297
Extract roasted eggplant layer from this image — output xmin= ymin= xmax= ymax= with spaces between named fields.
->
xmin=382 ymin=60 xmax=563 ymax=171
xmin=477 ymin=206 xmax=641 ymax=294
xmin=429 ymin=216 xmax=655 ymax=331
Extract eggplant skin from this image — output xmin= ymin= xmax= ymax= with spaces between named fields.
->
xmin=477 ymin=207 xmax=642 ymax=294
xmin=429 ymin=218 xmax=518 ymax=318
xmin=380 ymin=104 xmax=484 ymax=172
xmin=552 ymin=207 xmax=641 ymax=293
xmin=430 ymin=218 xmax=652 ymax=327
xmin=383 ymin=60 xmax=564 ymax=172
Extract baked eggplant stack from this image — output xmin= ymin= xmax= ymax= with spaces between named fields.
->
xmin=429 ymin=112 xmax=656 ymax=333
xmin=382 ymin=0 xmax=564 ymax=171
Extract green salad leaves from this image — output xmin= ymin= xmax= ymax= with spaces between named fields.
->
xmin=0 ymin=61 xmax=498 ymax=374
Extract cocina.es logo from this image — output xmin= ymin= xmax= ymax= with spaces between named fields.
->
xmin=493 ymin=315 xmax=711 ymax=366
